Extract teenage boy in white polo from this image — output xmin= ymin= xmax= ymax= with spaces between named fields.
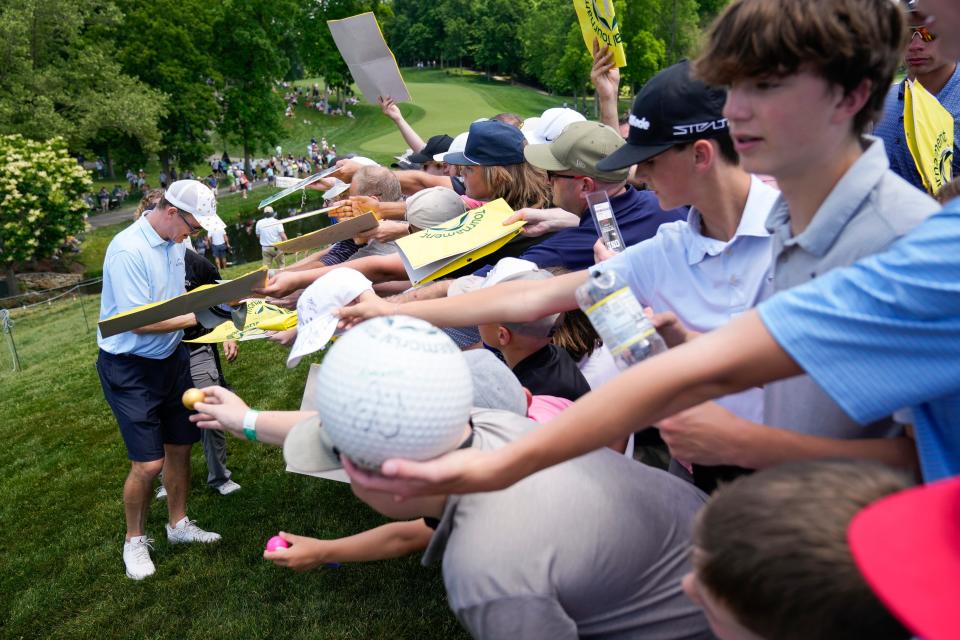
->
xmin=97 ymin=180 xmax=224 ymax=580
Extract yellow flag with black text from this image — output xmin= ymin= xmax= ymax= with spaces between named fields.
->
xmin=904 ymin=79 xmax=954 ymax=195
xmin=573 ymin=0 xmax=627 ymax=68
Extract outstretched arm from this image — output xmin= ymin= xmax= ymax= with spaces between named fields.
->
xmin=344 ymin=310 xmax=802 ymax=497
xmin=379 ymin=96 xmax=427 ymax=152
xmin=263 ymin=521 xmax=433 ymax=571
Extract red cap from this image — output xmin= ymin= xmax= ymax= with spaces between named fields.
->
xmin=848 ymin=476 xmax=960 ymax=640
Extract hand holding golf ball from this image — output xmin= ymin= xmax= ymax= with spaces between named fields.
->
xmin=182 ymin=388 xmax=205 ymax=410
xmin=187 ymin=385 xmax=250 ymax=436
xmin=265 ymin=535 xmax=289 ymax=552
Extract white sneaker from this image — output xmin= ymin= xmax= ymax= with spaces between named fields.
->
xmin=155 ymin=485 xmax=167 ymax=500
xmin=216 ymin=479 xmax=241 ymax=496
xmin=123 ymin=536 xmax=156 ymax=580
xmin=166 ymin=517 xmax=222 ymax=544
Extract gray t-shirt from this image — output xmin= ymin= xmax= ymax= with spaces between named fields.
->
xmin=763 ymin=137 xmax=939 ymax=437
xmin=423 ymin=409 xmax=713 ymax=640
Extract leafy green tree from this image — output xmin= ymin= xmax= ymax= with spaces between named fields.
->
xmin=115 ymin=0 xmax=220 ymax=176
xmin=0 ymin=0 xmax=165 ymax=168
xmin=216 ymin=0 xmax=299 ymax=176
xmin=0 ymin=136 xmax=92 ymax=296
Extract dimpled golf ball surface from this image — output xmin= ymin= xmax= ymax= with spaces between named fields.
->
xmin=316 ymin=316 xmax=473 ymax=470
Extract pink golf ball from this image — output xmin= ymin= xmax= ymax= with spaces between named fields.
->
xmin=265 ymin=535 xmax=289 ymax=552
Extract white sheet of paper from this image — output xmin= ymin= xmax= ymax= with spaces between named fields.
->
xmin=327 ymin=12 xmax=410 ymax=105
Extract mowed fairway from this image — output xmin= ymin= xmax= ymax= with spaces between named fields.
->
xmin=0 ymin=278 xmax=467 ymax=639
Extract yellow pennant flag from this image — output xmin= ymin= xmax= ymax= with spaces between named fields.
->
xmin=573 ymin=0 xmax=627 ymax=67
xmin=185 ymin=300 xmax=297 ymax=344
xmin=904 ymin=79 xmax=954 ymax=195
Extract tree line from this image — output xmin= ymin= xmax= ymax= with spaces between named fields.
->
xmin=0 ymin=0 xmax=728 ymax=177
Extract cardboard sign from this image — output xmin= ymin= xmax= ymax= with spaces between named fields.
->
xmin=395 ymin=199 xmax=524 ymax=286
xmin=273 ymin=212 xmax=379 ymax=253
xmin=574 ymin=0 xmax=627 ymax=67
xmin=327 ymin=12 xmax=410 ymax=105
xmin=98 ymin=268 xmax=268 ymax=338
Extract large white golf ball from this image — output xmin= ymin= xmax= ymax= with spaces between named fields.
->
xmin=315 ymin=316 xmax=473 ymax=469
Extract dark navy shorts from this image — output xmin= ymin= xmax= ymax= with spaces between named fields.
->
xmin=211 ymin=244 xmax=228 ymax=258
xmin=97 ymin=345 xmax=200 ymax=462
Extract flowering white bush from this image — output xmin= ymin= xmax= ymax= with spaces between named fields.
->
xmin=0 ymin=135 xmax=91 ymax=276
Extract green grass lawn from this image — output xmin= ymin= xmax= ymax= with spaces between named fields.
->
xmin=0 ymin=291 xmax=467 ymax=639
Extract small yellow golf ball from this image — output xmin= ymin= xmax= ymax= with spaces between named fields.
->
xmin=182 ymin=388 xmax=205 ymax=410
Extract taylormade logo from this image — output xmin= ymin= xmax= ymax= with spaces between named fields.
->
xmin=628 ymin=114 xmax=650 ymax=130
xmin=673 ymin=118 xmax=728 ymax=136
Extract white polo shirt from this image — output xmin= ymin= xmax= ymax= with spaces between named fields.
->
xmin=255 ymin=217 xmax=285 ymax=247
xmin=595 ymin=175 xmax=779 ymax=423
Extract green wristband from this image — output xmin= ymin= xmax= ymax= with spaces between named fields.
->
xmin=242 ymin=409 xmax=259 ymax=441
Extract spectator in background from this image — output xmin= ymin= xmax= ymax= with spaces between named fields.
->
xmin=98 ymin=187 xmax=110 ymax=213
xmin=875 ymin=1 xmax=960 ymax=193
xmin=254 ymin=206 xmax=288 ymax=269
xmin=209 ymin=225 xmax=231 ymax=270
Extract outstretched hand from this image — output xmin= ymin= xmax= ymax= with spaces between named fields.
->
xmin=341 ymin=447 xmax=512 ymax=499
xmin=378 ymin=96 xmax=402 ymax=122
xmin=253 ymin=270 xmax=312 ymax=299
xmin=190 ymin=386 xmax=249 ymax=437
xmin=336 ymin=290 xmax=399 ymax=331
xmin=263 ymin=532 xmax=330 ymax=572
xmin=503 ymin=207 xmax=579 ymax=237
xmin=590 ymin=39 xmax=620 ymax=101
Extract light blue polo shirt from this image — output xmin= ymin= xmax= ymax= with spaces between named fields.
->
xmin=758 ymin=197 xmax=960 ymax=482
xmin=761 ymin=137 xmax=939 ymax=439
xmin=97 ymin=214 xmax=186 ymax=359
xmin=595 ymin=176 xmax=779 ymax=423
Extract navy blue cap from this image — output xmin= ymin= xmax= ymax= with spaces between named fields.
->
xmin=444 ymin=120 xmax=526 ymax=166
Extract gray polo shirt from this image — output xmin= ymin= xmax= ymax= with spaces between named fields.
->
xmin=423 ymin=409 xmax=713 ymax=640
xmin=763 ymin=137 xmax=939 ymax=437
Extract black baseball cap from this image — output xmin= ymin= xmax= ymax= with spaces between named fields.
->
xmin=596 ymin=60 xmax=729 ymax=171
xmin=408 ymin=134 xmax=454 ymax=164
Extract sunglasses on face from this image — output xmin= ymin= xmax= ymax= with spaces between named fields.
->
xmin=910 ymin=26 xmax=936 ymax=43
xmin=178 ymin=211 xmax=202 ymax=235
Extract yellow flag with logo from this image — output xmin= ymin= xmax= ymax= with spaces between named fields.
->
xmin=185 ymin=299 xmax=297 ymax=344
xmin=903 ymin=79 xmax=954 ymax=195
xmin=573 ymin=0 xmax=627 ymax=68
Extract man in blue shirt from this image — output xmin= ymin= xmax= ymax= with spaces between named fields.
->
xmin=875 ymin=2 xmax=960 ymax=192
xmin=97 ymin=180 xmax=226 ymax=580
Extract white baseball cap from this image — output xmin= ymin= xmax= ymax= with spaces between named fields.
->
xmin=164 ymin=180 xmax=226 ymax=233
xmin=521 ymin=108 xmax=586 ymax=145
xmin=287 ymin=268 xmax=374 ymax=368
xmin=435 ymin=131 xmax=469 ymax=162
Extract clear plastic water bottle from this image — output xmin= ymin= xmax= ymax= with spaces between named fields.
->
xmin=575 ymin=266 xmax=667 ymax=370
